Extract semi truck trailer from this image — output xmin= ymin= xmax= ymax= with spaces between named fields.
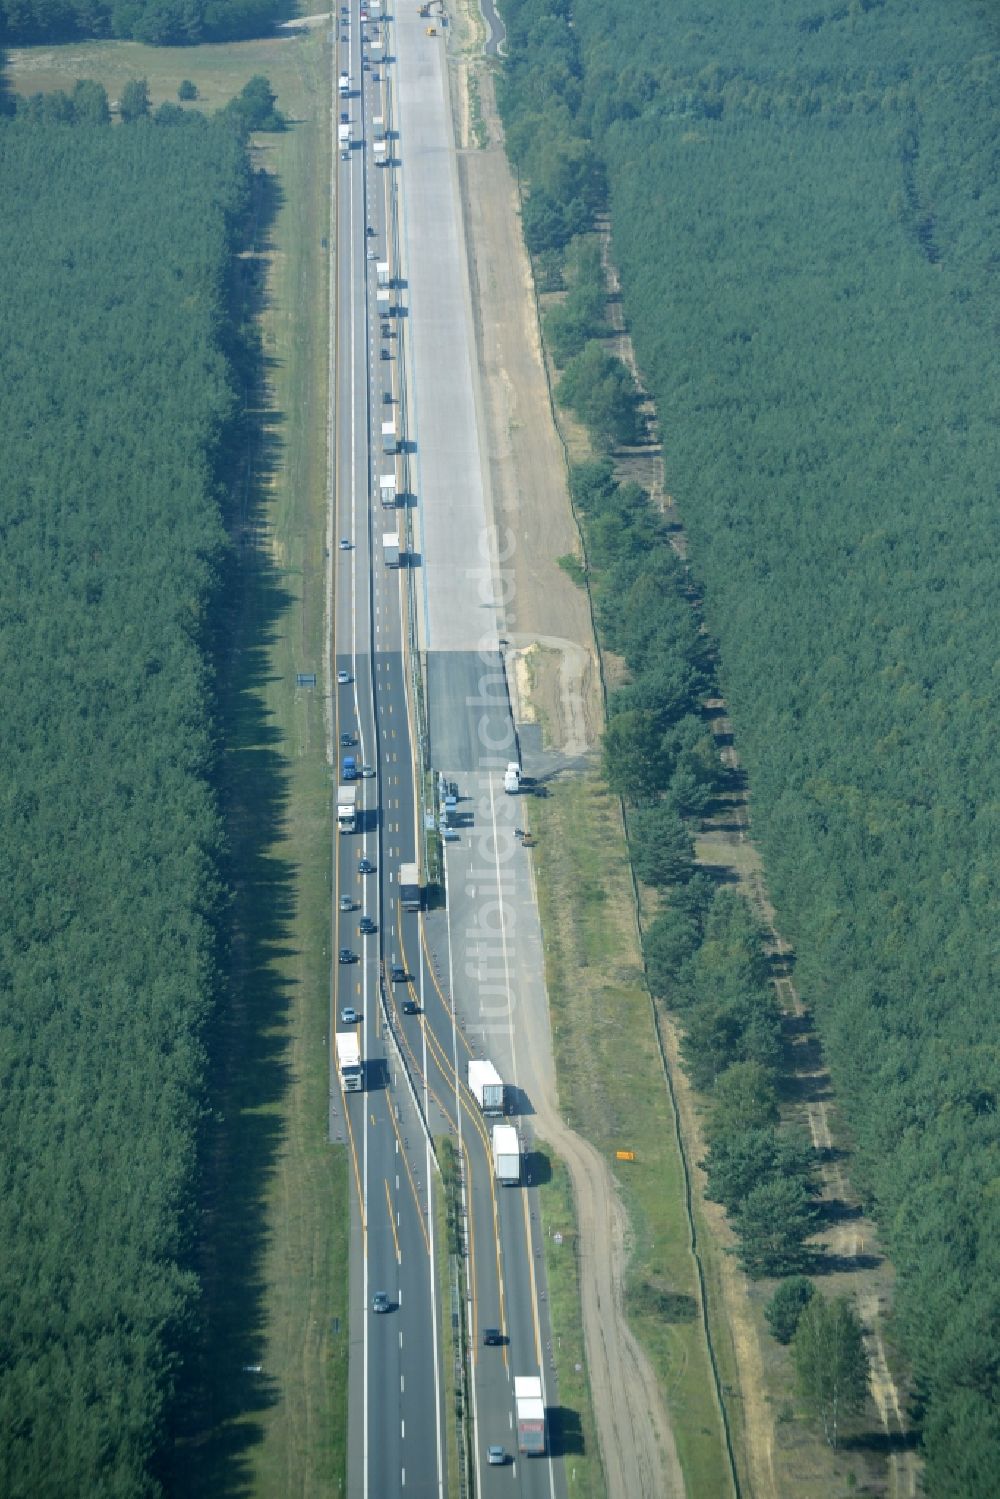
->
xmin=492 ymin=1124 xmax=521 ymax=1185
xmin=469 ymin=1059 xmax=506 ymax=1117
xmin=399 ymin=862 xmax=421 ymax=911
xmin=515 ymin=1377 xmax=545 ymax=1454
xmin=337 ymin=783 xmax=358 ymax=832
xmin=336 ymin=1031 xmax=363 ymax=1091
xmin=382 ymin=532 xmax=400 ymax=568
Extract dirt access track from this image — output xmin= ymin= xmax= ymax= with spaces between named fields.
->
xmin=444 ymin=27 xmax=687 ymax=1499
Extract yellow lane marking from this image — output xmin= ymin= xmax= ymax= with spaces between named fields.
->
xmin=385 ymin=1177 xmax=402 ymax=1263
xmin=521 ymin=1184 xmax=544 ymax=1369
xmin=385 ymin=1098 xmax=431 ymax=1255
xmin=341 ymin=1092 xmax=367 ymax=1238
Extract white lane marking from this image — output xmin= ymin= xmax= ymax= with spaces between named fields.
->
xmin=442 ymin=847 xmax=485 ymax=1499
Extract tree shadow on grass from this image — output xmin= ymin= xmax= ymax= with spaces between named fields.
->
xmin=160 ymin=167 xmax=301 ymax=1499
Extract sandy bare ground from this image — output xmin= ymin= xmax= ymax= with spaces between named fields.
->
xmin=448 ymin=32 xmax=684 ymax=1498
xmin=454 ymin=73 xmax=602 ymax=757
xmin=535 ymin=1096 xmax=685 ymax=1498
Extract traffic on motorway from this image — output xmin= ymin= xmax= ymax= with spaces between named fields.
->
xmin=330 ymin=3 xmax=566 ymax=1496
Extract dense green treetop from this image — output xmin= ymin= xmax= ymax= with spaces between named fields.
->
xmin=0 ymin=119 xmax=248 ymax=1495
xmin=0 ymin=0 xmax=293 ymax=44
xmin=502 ymin=0 xmax=999 ymax=1484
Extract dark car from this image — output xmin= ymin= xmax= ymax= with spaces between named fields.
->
xmin=360 ymin=916 xmax=377 ymax=935
xmin=358 ymin=858 xmax=376 ymax=875
xmin=380 ymin=321 xmax=391 ymax=337
xmin=390 ymin=962 xmax=406 ymax=983
xmin=340 ymin=110 xmax=349 ymax=124
xmin=339 ymin=948 xmax=357 ymax=965
xmin=366 ymin=225 xmax=375 ymax=237
xmin=340 ymin=732 xmax=355 ymax=747
xmin=380 ymin=347 xmax=390 ymax=361
xmin=371 ymin=1291 xmax=390 ymax=1314
xmin=401 ymin=997 xmax=419 ymax=1015
xmin=482 ymin=1328 xmax=504 ymax=1346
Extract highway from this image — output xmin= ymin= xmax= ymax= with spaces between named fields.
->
xmin=331 ymin=5 xmax=444 ymax=1495
xmin=329 ymin=5 xmax=568 ymax=1496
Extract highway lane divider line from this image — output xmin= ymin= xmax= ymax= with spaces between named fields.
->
xmin=520 ymin=1181 xmax=544 ymax=1370
xmin=341 ymin=1084 xmax=368 ymax=1240
xmin=385 ymin=1177 xmax=402 ymax=1263
xmin=388 ymin=973 xmax=508 ymax=1363
xmin=379 ymin=961 xmax=508 ymax=1356
xmin=418 ymin=912 xmax=475 ymax=1060
xmin=385 ymin=1089 xmax=431 ymax=1255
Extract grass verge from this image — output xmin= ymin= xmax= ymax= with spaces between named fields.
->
xmin=34 ymin=30 xmax=349 ymax=1496
xmin=214 ymin=33 xmax=347 ymax=1497
xmin=534 ymin=1144 xmax=604 ymax=1499
xmin=533 ymin=774 xmax=737 ymax=1499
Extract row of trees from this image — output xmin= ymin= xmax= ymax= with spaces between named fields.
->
xmin=500 ymin=0 xmax=880 ymax=1454
xmin=569 ymin=455 xmax=823 ymax=1279
xmin=550 ymin=0 xmax=1000 ymax=1488
xmin=0 ymin=0 xmax=291 ymax=44
xmin=0 ymin=114 xmax=251 ymax=1494
xmin=12 ymin=72 xmax=285 ymax=131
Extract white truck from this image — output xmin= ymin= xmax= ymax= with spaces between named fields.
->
xmin=373 ymin=114 xmax=386 ymax=141
xmin=469 ymin=1059 xmax=506 ymax=1117
xmin=376 ymin=260 xmax=390 ymax=287
xmin=503 ymin=762 xmax=521 ymax=794
xmin=376 ymin=286 xmax=391 ymax=317
xmin=381 ymin=419 xmax=397 ymax=455
xmin=374 ymin=139 xmax=388 ymax=167
xmin=492 ymin=1124 xmax=521 ymax=1185
xmin=336 ymin=1031 xmax=363 ymax=1092
xmin=379 ymin=472 xmax=397 ymax=509
xmin=338 ymin=72 xmax=350 ymax=96
xmin=338 ymin=122 xmax=351 ymax=146
xmin=399 ymin=861 xmax=421 ymax=912
xmin=382 ymin=532 xmax=401 ymax=568
xmin=337 ymin=783 xmax=358 ymax=833
xmin=515 ymin=1376 xmax=545 ymax=1454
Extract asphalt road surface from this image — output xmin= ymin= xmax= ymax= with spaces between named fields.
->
xmin=331 ymin=9 xmax=445 ymax=1496
xmin=331 ymin=6 xmax=568 ymax=1496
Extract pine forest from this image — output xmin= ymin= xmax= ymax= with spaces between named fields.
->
xmin=499 ymin=0 xmax=999 ymax=1490
xmin=0 ymin=118 xmax=249 ymax=1495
